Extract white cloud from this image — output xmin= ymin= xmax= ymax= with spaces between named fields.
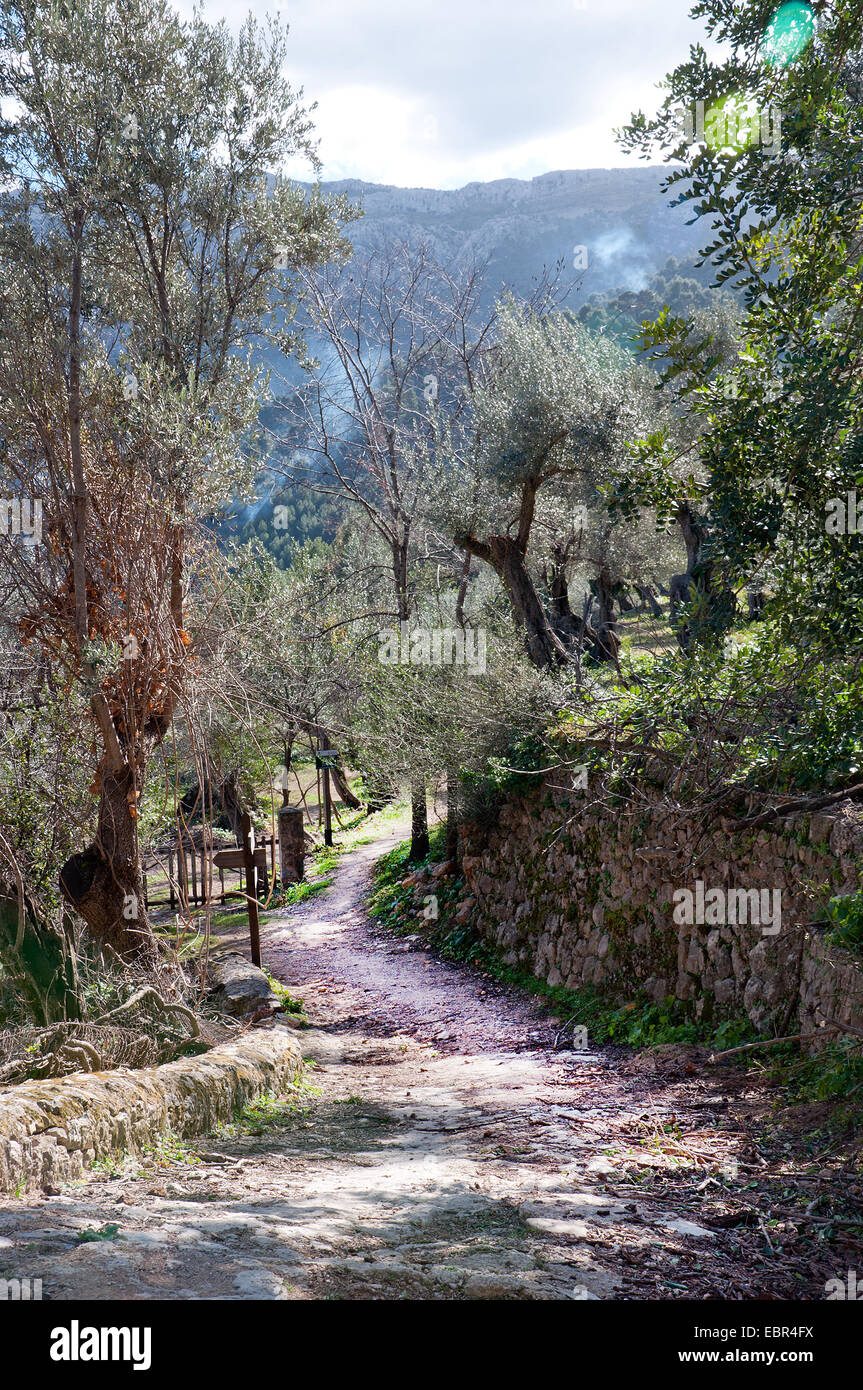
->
xmin=183 ymin=0 xmax=709 ymax=187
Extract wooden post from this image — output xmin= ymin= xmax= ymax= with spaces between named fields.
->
xmin=190 ymin=847 xmax=198 ymax=906
xmin=168 ymin=850 xmax=176 ymax=910
xmin=316 ymin=749 xmax=336 ymax=849
xmin=322 ymin=763 xmax=333 ymax=847
xmin=240 ymin=812 xmax=261 ymax=968
xmin=219 ymin=866 xmax=225 ymax=904
xmin=178 ymin=844 xmax=189 ymax=909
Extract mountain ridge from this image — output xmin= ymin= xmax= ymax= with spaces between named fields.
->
xmin=303 ymin=166 xmax=705 ymax=299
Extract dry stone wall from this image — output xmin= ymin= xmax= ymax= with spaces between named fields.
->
xmin=0 ymin=1022 xmax=303 ymax=1195
xmin=453 ymin=780 xmax=863 ymax=1047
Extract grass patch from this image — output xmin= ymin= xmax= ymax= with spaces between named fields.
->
xmin=152 ymin=922 xmax=207 ymax=957
xmin=90 ymin=1151 xmax=128 ymax=1180
xmin=266 ymin=876 xmax=331 ymax=909
xmin=263 ymin=968 xmax=306 ymax=1019
xmin=137 ymin=1133 xmax=203 ymax=1167
xmin=215 ymin=1080 xmax=320 ymax=1137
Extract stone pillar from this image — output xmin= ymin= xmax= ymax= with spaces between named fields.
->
xmin=278 ymin=793 xmax=305 ymax=885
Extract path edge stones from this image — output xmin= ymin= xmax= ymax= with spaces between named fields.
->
xmin=0 ymin=1023 xmax=303 ymax=1195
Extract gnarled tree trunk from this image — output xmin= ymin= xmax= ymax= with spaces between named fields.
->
xmin=544 ymin=542 xmax=583 ymax=651
xmin=461 ymin=531 xmax=569 ymax=669
xmin=635 ymin=583 xmax=663 ymax=618
xmin=590 ymin=565 xmax=620 ymax=664
xmin=60 ymin=757 xmax=156 ymax=962
xmin=669 ymin=501 xmax=708 ymax=646
xmin=409 ymin=777 xmax=429 ymax=862
xmin=669 ymin=501 xmax=735 ymax=651
xmin=458 ymin=459 xmax=576 ymax=670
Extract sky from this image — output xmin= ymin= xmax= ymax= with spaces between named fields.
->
xmin=183 ymin=0 xmax=707 ymax=188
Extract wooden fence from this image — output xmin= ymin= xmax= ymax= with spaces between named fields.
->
xmin=142 ymin=833 xmax=278 ymax=913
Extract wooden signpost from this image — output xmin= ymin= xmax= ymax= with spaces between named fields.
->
xmin=211 ymin=846 xmax=268 ymax=873
xmin=315 ymin=749 xmax=338 ymax=848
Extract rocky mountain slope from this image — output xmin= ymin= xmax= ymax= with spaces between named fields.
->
xmin=310 ymin=166 xmax=706 ymax=303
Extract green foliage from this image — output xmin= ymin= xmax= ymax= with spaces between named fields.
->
xmin=263 ymin=970 xmax=306 ymax=1017
xmin=595 ymin=624 xmax=863 ymax=797
xmin=458 ymin=733 xmax=551 ymax=823
xmin=267 ymin=876 xmax=331 ymax=909
xmin=136 ymin=1134 xmax=202 ymax=1168
xmin=768 ymin=1040 xmax=863 ymax=1115
xmin=618 ymin=0 xmax=863 ymax=658
xmin=548 ymin=990 xmax=757 ymax=1050
xmin=76 ymin=1223 xmax=121 ymax=1244
xmin=215 ymin=481 xmax=346 ymax=566
xmin=434 ymin=297 xmax=663 ymax=552
xmin=825 ymin=892 xmax=863 ymax=955
xmin=577 ymin=255 xmax=738 ymax=354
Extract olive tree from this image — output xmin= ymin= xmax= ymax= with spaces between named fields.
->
xmin=429 ymin=299 xmax=664 ymax=668
xmin=0 ymin=0 xmax=353 ymax=957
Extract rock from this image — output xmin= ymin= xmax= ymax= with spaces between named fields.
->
xmin=462 ymin=1271 xmax=533 ymax=1299
xmin=685 ymin=943 xmax=704 ymax=974
xmin=585 ymin=1156 xmax=617 ymax=1175
xmin=661 ymin=1216 xmax=714 ymax=1239
xmin=828 ymin=806 xmax=863 ymax=858
xmin=207 ymin=952 xmax=279 ymax=1018
xmin=232 ymin=1268 xmax=288 ymax=1299
xmin=461 ymin=855 xmax=481 ymax=881
xmin=643 ymin=976 xmax=668 ymax=1002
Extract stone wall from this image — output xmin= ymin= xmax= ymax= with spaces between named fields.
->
xmin=0 ymin=1022 xmax=304 ymax=1195
xmin=447 ymin=779 xmax=863 ymax=1047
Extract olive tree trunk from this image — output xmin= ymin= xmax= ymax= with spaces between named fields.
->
xmin=60 ymin=757 xmax=157 ymax=962
xmin=409 ymin=777 xmax=429 ymax=862
xmin=462 ymin=532 xmax=570 ymax=669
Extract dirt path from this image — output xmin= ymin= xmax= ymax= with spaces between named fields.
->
xmin=0 ymin=826 xmax=848 ymax=1301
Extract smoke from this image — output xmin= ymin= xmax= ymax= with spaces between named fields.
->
xmin=591 ymin=226 xmax=652 ymax=292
